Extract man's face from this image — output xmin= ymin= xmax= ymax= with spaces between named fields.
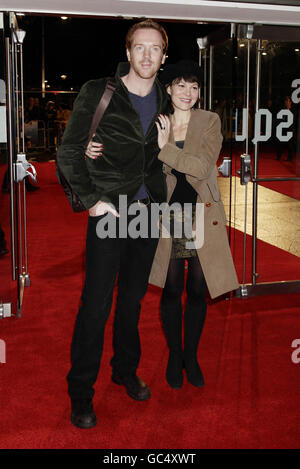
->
xmin=126 ymin=28 xmax=166 ymax=80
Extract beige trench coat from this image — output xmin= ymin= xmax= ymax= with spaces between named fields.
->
xmin=149 ymin=109 xmax=240 ymax=299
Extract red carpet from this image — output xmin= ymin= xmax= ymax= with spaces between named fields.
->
xmin=231 ymin=228 xmax=300 ymax=284
xmin=1 ymin=162 xmax=300 ymax=449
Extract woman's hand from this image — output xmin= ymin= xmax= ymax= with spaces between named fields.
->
xmin=85 ymin=136 xmax=103 ymax=160
xmin=156 ymin=114 xmax=170 ymax=150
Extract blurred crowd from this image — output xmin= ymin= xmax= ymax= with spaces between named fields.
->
xmin=25 ymin=97 xmax=72 ymax=127
xmin=24 ymin=96 xmax=73 ymax=151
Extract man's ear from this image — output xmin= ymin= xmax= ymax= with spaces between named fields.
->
xmin=161 ymin=54 xmax=167 ymax=65
xmin=126 ymin=48 xmax=131 ymax=62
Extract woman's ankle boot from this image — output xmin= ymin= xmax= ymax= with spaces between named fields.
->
xmin=183 ymin=350 xmax=204 ymax=387
xmin=166 ymin=349 xmax=183 ymax=389
xmin=184 ymin=296 xmax=207 ymax=387
xmin=161 ymin=302 xmax=183 ymax=389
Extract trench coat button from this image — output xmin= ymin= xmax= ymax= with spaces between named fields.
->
xmin=205 ymin=202 xmax=211 ymax=207
xmin=213 ymin=220 xmax=218 ymax=225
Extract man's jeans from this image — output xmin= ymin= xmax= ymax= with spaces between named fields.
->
xmin=67 ymin=206 xmax=158 ymax=400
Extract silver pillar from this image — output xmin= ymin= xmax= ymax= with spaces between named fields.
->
xmin=5 ymin=36 xmax=17 ymax=281
xmin=241 ymin=39 xmax=251 ymax=288
xmin=252 ymin=39 xmax=262 ymax=285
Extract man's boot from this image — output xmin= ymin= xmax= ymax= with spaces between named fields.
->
xmin=70 ymin=398 xmax=97 ymax=429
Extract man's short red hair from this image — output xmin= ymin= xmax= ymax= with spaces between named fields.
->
xmin=125 ymin=19 xmax=168 ymax=54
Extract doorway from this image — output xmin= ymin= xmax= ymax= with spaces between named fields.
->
xmin=200 ymin=23 xmax=300 ymax=296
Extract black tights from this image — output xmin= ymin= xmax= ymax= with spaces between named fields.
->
xmin=160 ymin=256 xmax=207 ymax=352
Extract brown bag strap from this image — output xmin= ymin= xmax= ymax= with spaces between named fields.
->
xmin=86 ymin=77 xmax=117 ymax=146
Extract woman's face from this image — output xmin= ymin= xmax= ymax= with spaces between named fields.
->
xmin=167 ymin=79 xmax=199 ymax=112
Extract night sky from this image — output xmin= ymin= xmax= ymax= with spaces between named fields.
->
xmin=19 ymin=15 xmax=220 ymax=91
xmin=12 ymin=14 xmax=300 ymax=110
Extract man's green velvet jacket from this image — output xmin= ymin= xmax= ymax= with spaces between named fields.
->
xmin=56 ymin=62 xmax=169 ymax=210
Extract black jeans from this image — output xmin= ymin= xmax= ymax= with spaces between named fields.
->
xmin=67 ymin=207 xmax=158 ymax=400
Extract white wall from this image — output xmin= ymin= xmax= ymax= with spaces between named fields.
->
xmin=0 ymin=0 xmax=300 ymax=26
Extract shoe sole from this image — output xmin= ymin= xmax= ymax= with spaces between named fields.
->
xmin=112 ymin=376 xmax=151 ymax=401
xmin=70 ymin=413 xmax=97 ymax=429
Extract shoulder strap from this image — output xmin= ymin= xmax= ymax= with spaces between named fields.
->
xmin=87 ymin=77 xmax=117 ymax=146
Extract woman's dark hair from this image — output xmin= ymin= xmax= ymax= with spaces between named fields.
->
xmin=166 ymin=75 xmax=200 ymax=113
xmin=159 ymin=60 xmax=201 ymax=112
xmin=170 ymin=75 xmax=201 ymax=87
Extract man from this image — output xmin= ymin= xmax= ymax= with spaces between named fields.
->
xmin=57 ymin=19 xmax=169 ymax=429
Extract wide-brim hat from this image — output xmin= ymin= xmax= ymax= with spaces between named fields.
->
xmin=159 ymin=60 xmax=201 ymax=86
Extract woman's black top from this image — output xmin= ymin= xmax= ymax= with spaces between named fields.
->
xmin=169 ymin=140 xmax=198 ymax=206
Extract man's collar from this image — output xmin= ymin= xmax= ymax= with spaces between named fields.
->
xmin=115 ymin=62 xmax=130 ymax=79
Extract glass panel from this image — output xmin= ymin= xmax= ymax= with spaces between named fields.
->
xmin=213 ymin=33 xmax=300 ymax=286
xmin=0 ymin=24 xmax=13 ymax=315
xmin=254 ymin=38 xmax=300 ymax=282
xmin=212 ymin=38 xmax=252 ymax=285
xmin=259 ymin=41 xmax=299 ymax=179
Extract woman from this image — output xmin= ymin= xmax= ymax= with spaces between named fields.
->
xmin=85 ymin=60 xmax=239 ymax=390
xmin=149 ymin=60 xmax=239 ymax=390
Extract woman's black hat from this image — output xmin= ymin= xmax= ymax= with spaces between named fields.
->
xmin=159 ymin=60 xmax=201 ymax=86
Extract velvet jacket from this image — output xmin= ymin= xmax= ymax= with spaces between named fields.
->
xmin=56 ymin=62 xmax=169 ymax=210
xmin=149 ymin=109 xmax=240 ymax=299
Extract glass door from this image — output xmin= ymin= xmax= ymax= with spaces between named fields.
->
xmin=0 ymin=12 xmax=14 ymax=319
xmin=1 ymin=12 xmax=37 ymax=319
xmin=198 ymin=23 xmax=300 ymax=297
